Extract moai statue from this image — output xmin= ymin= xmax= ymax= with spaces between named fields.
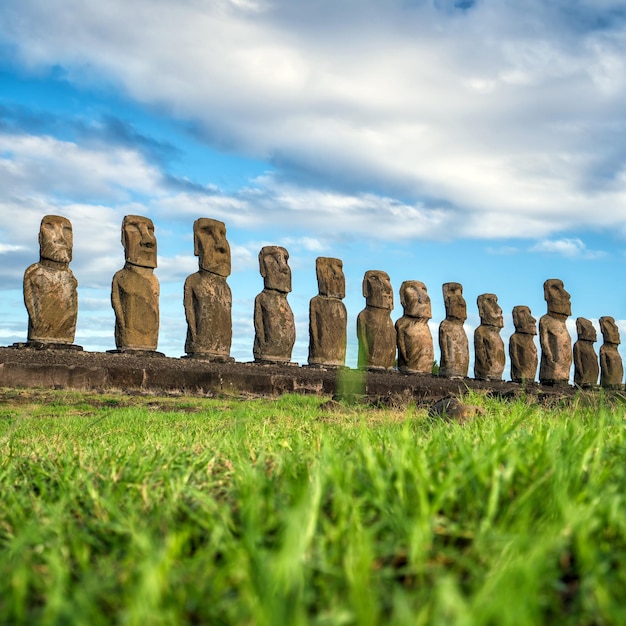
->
xmin=509 ymin=305 xmax=538 ymax=383
xmin=111 ymin=215 xmax=160 ymax=353
xmin=22 ymin=215 xmax=80 ymax=348
xmin=253 ymin=246 xmax=296 ymax=364
xmin=573 ymin=317 xmax=599 ymax=388
xmin=539 ymin=278 xmax=572 ymax=385
xmin=599 ymin=316 xmax=623 ymax=390
xmin=438 ymin=282 xmax=469 ymax=378
xmin=357 ymin=270 xmax=396 ymax=370
xmin=474 ymin=293 xmax=505 ymax=381
xmin=184 ymin=218 xmax=234 ymax=362
xmin=308 ymin=257 xmax=347 ymax=367
xmin=395 ymin=280 xmax=434 ymax=374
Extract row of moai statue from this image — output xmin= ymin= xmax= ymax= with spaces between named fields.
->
xmin=18 ymin=214 xmax=625 ymax=388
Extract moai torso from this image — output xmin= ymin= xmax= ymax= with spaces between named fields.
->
xmin=599 ymin=316 xmax=623 ymax=389
xmin=308 ymin=257 xmax=347 ymax=367
xmin=539 ymin=279 xmax=572 ymax=385
xmin=438 ymin=282 xmax=469 ymax=378
xmin=474 ymin=293 xmax=505 ymax=381
xmin=357 ymin=270 xmax=396 ymax=370
xmin=573 ymin=318 xmax=599 ymax=387
xmin=395 ymin=280 xmax=433 ymax=374
xmin=509 ymin=305 xmax=537 ymax=383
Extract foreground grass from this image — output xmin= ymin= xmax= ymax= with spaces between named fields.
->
xmin=1 ymin=389 xmax=626 ymax=625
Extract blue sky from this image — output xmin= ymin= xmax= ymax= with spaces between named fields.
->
xmin=2 ymin=0 xmax=626 ymax=376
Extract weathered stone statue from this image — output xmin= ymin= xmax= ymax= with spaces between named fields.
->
xmin=474 ymin=293 xmax=505 ymax=381
xmin=308 ymin=257 xmax=347 ymax=367
xmin=539 ymin=278 xmax=572 ymax=385
xmin=111 ymin=215 xmax=160 ymax=353
xmin=573 ymin=317 xmax=599 ymax=388
xmin=184 ymin=218 xmax=234 ymax=361
xmin=357 ymin=270 xmax=396 ymax=370
xmin=438 ymin=282 xmax=469 ymax=378
xmin=509 ymin=305 xmax=538 ymax=383
xmin=22 ymin=215 xmax=79 ymax=348
xmin=395 ymin=280 xmax=434 ymax=374
xmin=599 ymin=316 xmax=623 ymax=389
xmin=253 ymin=246 xmax=295 ymax=363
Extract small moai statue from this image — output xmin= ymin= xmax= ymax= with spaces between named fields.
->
xmin=395 ymin=280 xmax=434 ymax=374
xmin=509 ymin=305 xmax=538 ymax=383
xmin=573 ymin=317 xmax=599 ymax=388
xmin=438 ymin=282 xmax=469 ymax=378
xmin=253 ymin=246 xmax=296 ymax=364
xmin=474 ymin=293 xmax=505 ymax=381
xmin=184 ymin=218 xmax=234 ymax=362
xmin=308 ymin=257 xmax=347 ymax=367
xmin=111 ymin=215 xmax=160 ymax=353
xmin=357 ymin=270 xmax=396 ymax=370
xmin=539 ymin=278 xmax=572 ymax=385
xmin=22 ymin=215 xmax=80 ymax=348
xmin=599 ymin=316 xmax=623 ymax=390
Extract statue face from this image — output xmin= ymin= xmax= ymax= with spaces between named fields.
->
xmin=443 ymin=282 xmax=466 ymax=322
xmin=544 ymin=278 xmax=571 ymax=317
xmin=194 ymin=218 xmax=231 ymax=277
xmin=477 ymin=293 xmax=503 ymax=328
xmin=600 ymin=316 xmax=620 ymax=345
xmin=316 ymin=257 xmax=345 ymax=298
xmin=576 ymin=317 xmax=597 ymax=342
xmin=512 ymin=305 xmax=537 ymax=335
xmin=39 ymin=215 xmax=73 ymax=264
xmin=400 ymin=280 xmax=431 ymax=319
xmin=259 ymin=245 xmax=291 ymax=293
xmin=363 ymin=270 xmax=393 ymax=310
xmin=122 ymin=215 xmax=157 ymax=269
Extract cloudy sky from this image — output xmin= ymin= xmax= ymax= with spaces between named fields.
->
xmin=2 ymin=0 xmax=626 ymax=375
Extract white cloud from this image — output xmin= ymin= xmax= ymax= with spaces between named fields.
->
xmin=529 ymin=238 xmax=606 ymax=259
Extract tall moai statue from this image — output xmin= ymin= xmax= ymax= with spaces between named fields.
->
xmin=111 ymin=215 xmax=160 ymax=353
xmin=599 ymin=316 xmax=623 ymax=389
xmin=357 ymin=270 xmax=396 ymax=370
xmin=22 ymin=215 xmax=80 ymax=348
xmin=395 ymin=280 xmax=434 ymax=374
xmin=509 ymin=305 xmax=538 ymax=383
xmin=438 ymin=282 xmax=469 ymax=378
xmin=184 ymin=218 xmax=234 ymax=362
xmin=539 ymin=278 xmax=572 ymax=385
xmin=474 ymin=293 xmax=505 ymax=381
xmin=308 ymin=257 xmax=347 ymax=367
xmin=253 ymin=246 xmax=296 ymax=364
xmin=573 ymin=317 xmax=599 ymax=388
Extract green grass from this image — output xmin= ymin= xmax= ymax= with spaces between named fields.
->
xmin=1 ymin=389 xmax=626 ymax=625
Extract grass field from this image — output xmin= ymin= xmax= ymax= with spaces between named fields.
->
xmin=1 ymin=388 xmax=626 ymax=625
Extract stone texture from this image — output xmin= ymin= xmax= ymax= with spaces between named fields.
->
xmin=474 ymin=293 xmax=505 ymax=381
xmin=539 ymin=279 xmax=572 ymax=385
xmin=573 ymin=317 xmax=599 ymax=388
xmin=509 ymin=305 xmax=538 ymax=383
xmin=253 ymin=246 xmax=295 ymax=363
xmin=395 ymin=280 xmax=434 ymax=374
xmin=111 ymin=215 xmax=160 ymax=352
xmin=438 ymin=282 xmax=469 ymax=378
xmin=308 ymin=257 xmax=347 ymax=367
xmin=23 ymin=215 xmax=78 ymax=345
xmin=428 ymin=396 xmax=486 ymax=423
xmin=184 ymin=218 xmax=233 ymax=361
xmin=599 ymin=316 xmax=623 ymax=389
xmin=357 ymin=270 xmax=396 ymax=370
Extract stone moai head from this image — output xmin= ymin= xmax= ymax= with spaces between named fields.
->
xmin=442 ymin=282 xmax=466 ymax=322
xmin=363 ymin=270 xmax=393 ymax=310
xmin=512 ymin=305 xmax=537 ymax=335
xmin=122 ymin=215 xmax=157 ymax=269
xmin=259 ymin=246 xmax=291 ymax=293
xmin=600 ymin=316 xmax=620 ymax=345
xmin=316 ymin=257 xmax=345 ymax=298
xmin=400 ymin=280 xmax=431 ymax=319
xmin=544 ymin=278 xmax=571 ymax=317
xmin=39 ymin=215 xmax=73 ymax=264
xmin=576 ymin=317 xmax=597 ymax=342
xmin=477 ymin=293 xmax=503 ymax=328
xmin=194 ymin=218 xmax=231 ymax=277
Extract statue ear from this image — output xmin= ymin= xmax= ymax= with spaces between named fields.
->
xmin=259 ymin=251 xmax=267 ymax=278
xmin=193 ymin=232 xmax=200 ymax=257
